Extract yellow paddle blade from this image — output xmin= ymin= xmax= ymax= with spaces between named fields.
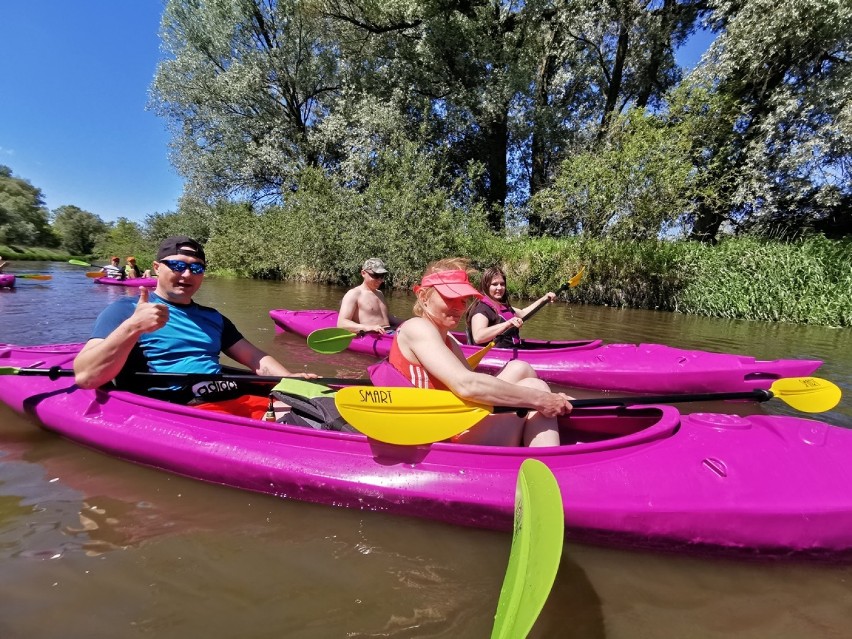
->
xmin=16 ymin=274 xmax=52 ymax=280
xmin=568 ymin=266 xmax=586 ymax=287
xmin=466 ymin=341 xmax=496 ymax=368
xmin=335 ymin=386 xmax=492 ymax=445
xmin=769 ymin=377 xmax=842 ymax=413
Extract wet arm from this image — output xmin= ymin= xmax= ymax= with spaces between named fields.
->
xmin=225 ymin=338 xmax=315 ymax=378
xmin=403 ymin=320 xmax=559 ymax=413
xmin=517 ymin=292 xmax=556 ymax=319
xmin=469 ymin=311 xmax=516 ymax=345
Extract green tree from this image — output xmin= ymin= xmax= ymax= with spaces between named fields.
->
xmin=0 ymin=165 xmax=59 ymax=246
xmin=151 ymin=0 xmax=705 ymax=233
xmin=52 ymin=205 xmax=108 ymax=255
xmin=96 ymin=218 xmax=150 ymax=262
xmin=688 ymin=0 xmax=852 ymax=241
xmin=152 ymin=0 xmax=340 ymax=202
xmin=533 ymin=106 xmax=700 ymax=238
xmin=144 ymin=195 xmax=214 ymax=245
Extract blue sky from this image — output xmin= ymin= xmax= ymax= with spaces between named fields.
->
xmin=0 ymin=3 xmax=715 ymax=225
xmin=0 ymin=2 xmax=181 ymax=223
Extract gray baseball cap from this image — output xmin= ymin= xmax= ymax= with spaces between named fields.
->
xmin=362 ymin=258 xmax=388 ymax=274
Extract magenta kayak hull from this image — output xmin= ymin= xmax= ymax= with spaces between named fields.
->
xmin=2 ymin=341 xmax=851 ymax=559
xmin=0 ymin=274 xmax=15 ymax=288
xmin=94 ymin=277 xmax=156 ymax=287
xmin=270 ymin=309 xmax=822 ymax=394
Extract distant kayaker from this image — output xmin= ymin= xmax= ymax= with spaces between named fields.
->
xmin=100 ymin=256 xmax=125 ymax=280
xmin=123 ymin=256 xmax=143 ymax=279
xmin=369 ymin=257 xmax=571 ymax=447
xmin=337 ymin=257 xmax=403 ymax=335
xmin=73 ymin=235 xmax=316 ymax=414
xmin=466 ymin=265 xmax=556 ymax=348
xmin=0 ymin=255 xmax=7 ymax=272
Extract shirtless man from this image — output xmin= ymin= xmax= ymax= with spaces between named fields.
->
xmin=337 ymin=258 xmax=402 ymax=335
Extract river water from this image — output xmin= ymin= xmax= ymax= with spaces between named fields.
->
xmin=1 ymin=262 xmax=851 ymax=638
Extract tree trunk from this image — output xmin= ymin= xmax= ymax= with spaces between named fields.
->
xmin=528 ymin=24 xmax=562 ymax=236
xmin=480 ymin=114 xmax=509 ymax=232
xmin=598 ymin=20 xmax=629 ymax=141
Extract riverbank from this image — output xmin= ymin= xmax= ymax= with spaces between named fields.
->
xmin=9 ymin=233 xmax=851 ymax=327
xmin=0 ymin=244 xmax=86 ymax=262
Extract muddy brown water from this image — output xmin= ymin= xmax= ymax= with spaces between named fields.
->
xmin=1 ymin=263 xmax=851 ymax=638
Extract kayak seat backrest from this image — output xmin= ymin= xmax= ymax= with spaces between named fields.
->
xmin=271 ymin=390 xmax=359 ymax=434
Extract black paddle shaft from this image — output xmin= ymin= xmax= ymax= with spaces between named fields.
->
xmin=13 ymin=367 xmax=372 ymax=387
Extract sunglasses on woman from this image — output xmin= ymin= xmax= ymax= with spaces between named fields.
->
xmin=159 ymin=259 xmax=206 ymax=275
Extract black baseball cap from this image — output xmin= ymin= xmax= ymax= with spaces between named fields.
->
xmin=156 ymin=236 xmax=206 ymax=263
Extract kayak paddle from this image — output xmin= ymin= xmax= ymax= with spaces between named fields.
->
xmin=0 ymin=366 xmax=372 ymax=387
xmin=334 ymin=376 xmax=842 ymax=445
xmin=14 ymin=274 xmax=52 ymax=280
xmin=491 ymin=459 xmax=563 ymax=639
xmin=307 ymin=326 xmax=488 ymax=368
xmin=468 ymin=267 xmax=586 ymax=368
xmin=68 ymin=259 xmax=91 ymax=267
xmin=306 ymin=326 xmax=390 ymax=355
xmin=86 ymin=271 xmax=104 ymax=278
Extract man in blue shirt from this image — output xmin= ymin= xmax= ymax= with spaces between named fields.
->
xmin=74 ymin=235 xmax=312 ymax=404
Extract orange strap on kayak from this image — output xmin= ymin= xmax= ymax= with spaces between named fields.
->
xmin=193 ymin=394 xmax=273 ymax=420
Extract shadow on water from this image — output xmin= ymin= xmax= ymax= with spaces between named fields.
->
xmin=1 ymin=263 xmax=851 ymax=637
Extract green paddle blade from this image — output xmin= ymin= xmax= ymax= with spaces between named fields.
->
xmin=334 ymin=386 xmax=491 ymax=445
xmin=68 ymin=259 xmax=91 ymax=266
xmin=0 ymin=367 xmax=22 ymax=375
xmin=271 ymin=377 xmax=335 ymax=399
xmin=769 ymin=377 xmax=842 ymax=413
xmin=492 ymin=459 xmax=564 ymax=639
xmin=306 ymin=328 xmax=358 ymax=354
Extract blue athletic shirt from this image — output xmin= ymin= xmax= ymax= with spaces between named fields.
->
xmin=90 ymin=292 xmax=244 ymax=402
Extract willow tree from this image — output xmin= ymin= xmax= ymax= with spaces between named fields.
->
xmin=322 ymin=0 xmax=706 ymax=232
xmin=152 ymin=0 xmax=341 ymax=202
xmin=151 ymin=0 xmax=705 ymax=233
xmin=523 ymin=0 xmax=707 ymax=234
xmin=688 ymin=0 xmax=852 ymax=241
xmin=0 ymin=165 xmax=57 ymax=246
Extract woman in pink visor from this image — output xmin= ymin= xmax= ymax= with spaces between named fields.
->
xmin=369 ymin=257 xmax=572 ymax=446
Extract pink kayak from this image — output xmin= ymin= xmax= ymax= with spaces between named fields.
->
xmin=269 ymin=309 xmax=823 ymax=394
xmin=0 ymin=274 xmax=15 ymax=288
xmin=94 ymin=276 xmax=156 ymax=287
xmin=1 ymin=341 xmax=851 ymax=559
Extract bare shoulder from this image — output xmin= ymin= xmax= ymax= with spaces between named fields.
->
xmin=340 ymin=286 xmax=360 ymax=303
xmin=398 ymin=316 xmax=439 ymax=341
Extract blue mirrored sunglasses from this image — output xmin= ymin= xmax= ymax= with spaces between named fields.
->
xmin=159 ymin=259 xmax=206 ymax=275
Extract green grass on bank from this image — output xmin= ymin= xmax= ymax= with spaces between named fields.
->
xmin=6 ymin=236 xmax=850 ymax=327
xmin=0 ymin=244 xmax=88 ymax=262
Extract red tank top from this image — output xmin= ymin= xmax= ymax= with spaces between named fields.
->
xmin=387 ymin=335 xmax=451 ymax=390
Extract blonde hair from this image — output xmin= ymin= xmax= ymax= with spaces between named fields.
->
xmin=412 ymin=257 xmax=477 ymax=317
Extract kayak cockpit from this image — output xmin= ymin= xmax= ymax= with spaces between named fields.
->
xmin=554 ymin=406 xmax=680 ymax=452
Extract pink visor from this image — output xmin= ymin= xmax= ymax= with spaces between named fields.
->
xmin=414 ymin=270 xmax=483 ymax=300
